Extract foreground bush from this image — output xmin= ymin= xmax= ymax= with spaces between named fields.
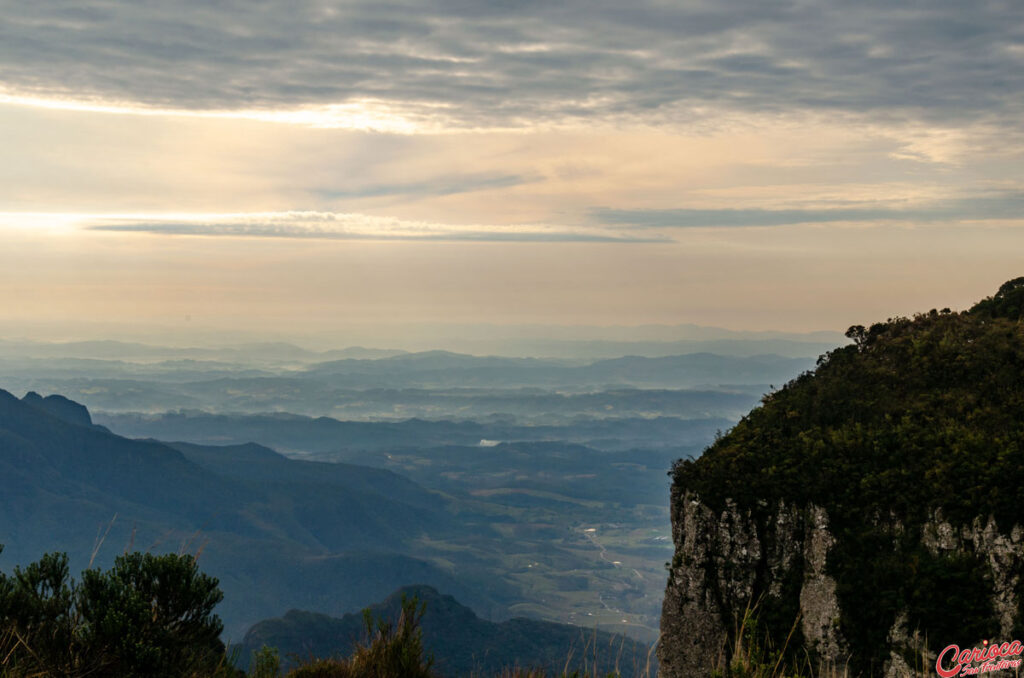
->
xmin=2 ymin=544 xmax=639 ymax=677
xmin=0 ymin=545 xmax=235 ymax=678
xmin=276 ymin=594 xmax=433 ymax=678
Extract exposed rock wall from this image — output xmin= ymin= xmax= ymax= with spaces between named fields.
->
xmin=922 ymin=514 xmax=1024 ymax=639
xmin=798 ymin=504 xmax=845 ymax=661
xmin=659 ymin=494 xmax=1024 ymax=678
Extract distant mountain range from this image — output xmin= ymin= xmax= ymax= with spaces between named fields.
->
xmin=95 ymin=410 xmax=731 ymax=454
xmin=239 ymin=585 xmax=655 ymax=677
xmin=0 ymin=339 xmax=407 ymax=364
xmin=0 ymin=340 xmax=816 ymax=420
xmin=296 ymin=351 xmax=815 ymax=389
xmin=0 ymin=347 xmax=816 ymax=387
xmin=0 ymin=323 xmax=844 ymax=362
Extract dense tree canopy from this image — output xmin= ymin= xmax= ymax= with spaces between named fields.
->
xmin=675 ymin=298 xmax=1024 ymax=526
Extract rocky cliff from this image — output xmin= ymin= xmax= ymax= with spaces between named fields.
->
xmin=660 ymin=279 xmax=1024 ymax=677
xmin=660 ymin=495 xmax=1024 ymax=677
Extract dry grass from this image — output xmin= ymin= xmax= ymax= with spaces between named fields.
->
xmin=709 ymin=599 xmax=850 ymax=678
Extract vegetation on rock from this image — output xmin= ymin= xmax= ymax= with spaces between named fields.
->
xmin=671 ymin=279 xmax=1024 ymax=673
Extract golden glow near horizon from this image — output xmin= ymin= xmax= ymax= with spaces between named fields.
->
xmin=0 ymin=90 xmax=451 ymax=134
xmin=2 ymin=1 xmax=1024 ymax=341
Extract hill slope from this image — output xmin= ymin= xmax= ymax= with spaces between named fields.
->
xmin=0 ymin=390 xmax=502 ymax=638
xmin=240 ymin=585 xmax=654 ymax=677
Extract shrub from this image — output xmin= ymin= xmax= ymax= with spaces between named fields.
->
xmin=251 ymin=645 xmax=282 ymax=678
xmin=285 ymin=593 xmax=434 ymax=678
xmin=0 ymin=544 xmax=235 ymax=678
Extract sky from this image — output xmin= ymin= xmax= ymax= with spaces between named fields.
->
xmin=1 ymin=0 xmax=1023 ymax=345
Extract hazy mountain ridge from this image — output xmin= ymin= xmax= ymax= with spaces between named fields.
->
xmin=0 ymin=345 xmax=813 ymax=423
xmin=0 ymin=339 xmax=409 ymax=364
xmin=0 ymin=323 xmax=843 ymax=363
xmin=0 ymin=348 xmax=812 ymax=384
xmin=297 ymin=352 xmax=814 ymax=389
xmin=50 ymin=381 xmax=764 ymax=421
xmin=95 ymin=410 xmax=731 ymax=454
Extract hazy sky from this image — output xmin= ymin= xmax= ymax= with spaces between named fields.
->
xmin=2 ymin=1 xmax=1023 ymax=343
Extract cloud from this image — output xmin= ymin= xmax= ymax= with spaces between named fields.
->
xmin=0 ymin=1 xmax=1021 ymax=130
xmin=79 ymin=211 xmax=666 ymax=243
xmin=316 ymin=173 xmax=537 ymax=199
xmin=590 ymin=195 xmax=1024 ymax=228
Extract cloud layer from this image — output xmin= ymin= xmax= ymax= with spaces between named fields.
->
xmin=82 ymin=211 xmax=664 ymax=242
xmin=591 ymin=195 xmax=1024 ymax=228
xmin=1 ymin=1 xmax=1022 ymax=129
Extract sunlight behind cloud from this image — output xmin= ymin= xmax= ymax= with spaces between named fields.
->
xmin=0 ymin=90 xmax=454 ymax=134
xmin=0 ymin=212 xmax=86 ymax=235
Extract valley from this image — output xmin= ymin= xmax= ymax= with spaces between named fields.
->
xmin=0 ymin=337 xmax=833 ymax=648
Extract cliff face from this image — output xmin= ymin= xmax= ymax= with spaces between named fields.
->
xmin=660 ymin=493 xmax=1024 ymax=677
xmin=659 ymin=492 xmax=842 ymax=676
xmin=658 ymin=280 xmax=1024 ymax=677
